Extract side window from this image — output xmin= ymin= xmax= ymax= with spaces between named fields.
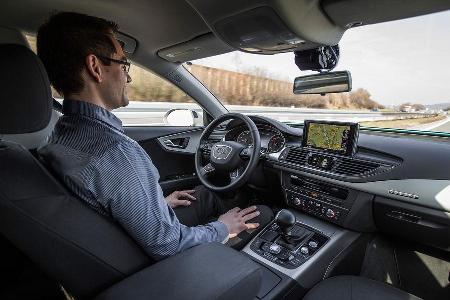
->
xmin=25 ymin=34 xmax=203 ymax=127
xmin=124 ymin=67 xmax=203 ymax=126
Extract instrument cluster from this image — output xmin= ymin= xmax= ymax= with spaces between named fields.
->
xmin=231 ymin=125 xmax=286 ymax=154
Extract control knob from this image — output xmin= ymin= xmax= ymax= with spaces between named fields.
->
xmin=300 ymin=246 xmax=309 ymax=255
xmin=326 ymin=208 xmax=335 ymax=219
xmin=308 ymin=240 xmax=318 ymax=249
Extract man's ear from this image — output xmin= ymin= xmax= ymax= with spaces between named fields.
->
xmin=85 ymin=54 xmax=103 ymax=83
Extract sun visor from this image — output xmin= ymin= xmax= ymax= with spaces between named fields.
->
xmin=158 ymin=33 xmax=233 ymax=63
xmin=186 ymin=0 xmax=345 ymax=54
xmin=213 ymin=7 xmax=320 ymax=54
xmin=322 ymin=0 xmax=450 ymax=29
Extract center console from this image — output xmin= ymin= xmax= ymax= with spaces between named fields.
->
xmin=242 ymin=209 xmax=363 ymax=298
xmin=250 ymin=210 xmax=329 ymax=269
xmin=240 ymin=121 xmax=377 ymax=298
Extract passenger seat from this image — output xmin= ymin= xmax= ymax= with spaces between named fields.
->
xmin=304 ymin=275 xmax=421 ymax=300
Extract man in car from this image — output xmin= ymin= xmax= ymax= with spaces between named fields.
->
xmin=36 ymin=12 xmax=272 ymax=260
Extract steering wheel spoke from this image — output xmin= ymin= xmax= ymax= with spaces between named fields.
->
xmin=199 ymin=162 xmax=215 ymax=178
xmin=229 ymin=168 xmax=240 ymax=183
xmin=239 ymin=146 xmax=253 ymax=159
xmin=229 ymin=164 xmax=246 ymax=183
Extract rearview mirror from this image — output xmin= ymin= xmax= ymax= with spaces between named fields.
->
xmin=293 ymin=71 xmax=352 ymax=95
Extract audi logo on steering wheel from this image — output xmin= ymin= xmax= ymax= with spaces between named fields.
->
xmin=212 ymin=144 xmax=232 ymax=160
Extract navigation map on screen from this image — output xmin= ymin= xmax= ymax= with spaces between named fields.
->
xmin=306 ymin=123 xmax=351 ymax=152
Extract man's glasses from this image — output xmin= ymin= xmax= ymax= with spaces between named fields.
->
xmin=97 ymin=55 xmax=131 ymax=73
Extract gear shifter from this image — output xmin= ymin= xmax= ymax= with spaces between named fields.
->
xmin=275 ymin=209 xmax=296 ymax=236
xmin=251 ymin=210 xmax=329 ymax=269
xmin=275 ymin=209 xmax=310 ymax=249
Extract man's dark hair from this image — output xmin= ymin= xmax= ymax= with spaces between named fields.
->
xmin=37 ymin=12 xmax=119 ymax=96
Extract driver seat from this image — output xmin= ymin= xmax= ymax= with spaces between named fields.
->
xmin=0 ymin=44 xmax=151 ymax=299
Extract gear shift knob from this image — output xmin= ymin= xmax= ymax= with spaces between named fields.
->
xmin=275 ymin=209 xmax=296 ymax=236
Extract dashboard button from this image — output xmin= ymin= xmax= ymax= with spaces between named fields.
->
xmin=300 ymin=246 xmax=309 ymax=255
xmin=308 ymin=240 xmax=318 ymax=249
xmin=269 ymin=243 xmax=281 ymax=254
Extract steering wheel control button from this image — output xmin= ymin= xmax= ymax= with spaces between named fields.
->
xmin=203 ymin=164 xmax=214 ymax=172
xmin=230 ymin=169 xmax=239 ymax=178
xmin=240 ymin=147 xmax=253 ymax=157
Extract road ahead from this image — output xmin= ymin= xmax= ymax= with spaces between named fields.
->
xmin=115 ymin=101 xmax=430 ymax=126
xmin=429 ymin=118 xmax=450 ymax=132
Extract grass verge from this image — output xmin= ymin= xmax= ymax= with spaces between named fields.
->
xmin=361 ymin=115 xmax=447 ymax=129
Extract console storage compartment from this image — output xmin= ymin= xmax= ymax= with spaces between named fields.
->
xmin=94 ymin=243 xmax=262 ymax=300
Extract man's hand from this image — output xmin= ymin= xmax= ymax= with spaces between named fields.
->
xmin=165 ymin=190 xmax=196 ymax=208
xmin=218 ymin=206 xmax=260 ymax=238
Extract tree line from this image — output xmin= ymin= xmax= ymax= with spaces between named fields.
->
xmin=126 ymin=64 xmax=384 ymax=109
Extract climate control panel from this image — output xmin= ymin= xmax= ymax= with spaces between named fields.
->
xmin=286 ymin=190 xmax=348 ymax=225
xmin=282 ymin=173 xmax=352 ymax=226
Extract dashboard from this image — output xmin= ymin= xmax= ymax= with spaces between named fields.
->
xmin=156 ymin=114 xmax=450 ymax=252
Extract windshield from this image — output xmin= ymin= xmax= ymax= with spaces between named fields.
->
xmin=187 ymin=10 xmax=450 ymax=134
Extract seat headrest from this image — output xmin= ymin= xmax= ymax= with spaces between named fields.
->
xmin=0 ymin=44 xmax=52 ymax=134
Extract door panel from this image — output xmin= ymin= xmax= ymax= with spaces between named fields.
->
xmin=124 ymin=126 xmax=203 ymax=194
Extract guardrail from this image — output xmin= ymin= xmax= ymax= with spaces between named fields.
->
xmin=113 ymin=101 xmax=434 ymax=126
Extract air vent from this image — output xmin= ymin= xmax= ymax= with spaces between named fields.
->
xmin=283 ymin=147 xmax=308 ymax=165
xmin=334 ymin=158 xmax=380 ymax=176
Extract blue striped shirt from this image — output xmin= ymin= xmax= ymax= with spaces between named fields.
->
xmin=38 ymin=99 xmax=228 ymax=260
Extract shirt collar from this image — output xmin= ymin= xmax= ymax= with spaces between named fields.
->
xmin=62 ymin=99 xmax=123 ymax=132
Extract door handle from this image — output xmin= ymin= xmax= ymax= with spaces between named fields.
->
xmin=163 ymin=137 xmax=190 ymax=149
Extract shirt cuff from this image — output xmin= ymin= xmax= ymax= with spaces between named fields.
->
xmin=211 ymin=220 xmax=229 ymax=244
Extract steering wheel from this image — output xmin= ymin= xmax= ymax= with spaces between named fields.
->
xmin=195 ymin=113 xmax=261 ymax=192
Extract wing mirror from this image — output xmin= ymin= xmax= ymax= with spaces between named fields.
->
xmin=164 ymin=109 xmax=199 ymax=126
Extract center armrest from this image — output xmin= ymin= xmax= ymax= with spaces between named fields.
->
xmin=94 ymin=243 xmax=262 ymax=300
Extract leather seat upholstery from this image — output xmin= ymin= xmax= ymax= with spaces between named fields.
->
xmin=0 ymin=28 xmax=60 ymax=149
xmin=0 ymin=44 xmax=151 ymax=299
xmin=304 ymin=276 xmax=422 ymax=300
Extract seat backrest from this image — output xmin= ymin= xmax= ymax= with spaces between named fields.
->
xmin=0 ymin=43 xmax=151 ymax=299
xmin=0 ymin=27 xmax=60 ymax=149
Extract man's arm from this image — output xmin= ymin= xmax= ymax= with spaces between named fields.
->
xmin=91 ymin=141 xmax=229 ymax=260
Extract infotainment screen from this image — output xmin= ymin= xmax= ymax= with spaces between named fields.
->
xmin=302 ymin=120 xmax=359 ymax=156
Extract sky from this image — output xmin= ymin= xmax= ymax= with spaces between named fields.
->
xmin=193 ymin=10 xmax=450 ymax=106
